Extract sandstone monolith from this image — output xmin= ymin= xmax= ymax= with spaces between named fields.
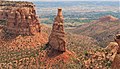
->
xmin=49 ymin=8 xmax=66 ymax=52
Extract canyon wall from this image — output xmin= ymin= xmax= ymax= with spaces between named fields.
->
xmin=0 ymin=1 xmax=41 ymax=35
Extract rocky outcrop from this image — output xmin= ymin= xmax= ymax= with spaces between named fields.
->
xmin=0 ymin=1 xmax=41 ymax=35
xmin=106 ymin=42 xmax=119 ymax=61
xmin=83 ymin=34 xmax=120 ymax=69
xmin=115 ymin=34 xmax=120 ymax=51
xmin=111 ymin=34 xmax=120 ymax=69
xmin=48 ymin=8 xmax=66 ymax=52
xmin=0 ymin=1 xmax=48 ymax=52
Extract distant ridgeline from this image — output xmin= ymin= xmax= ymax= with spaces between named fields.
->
xmin=34 ymin=1 xmax=119 ymax=24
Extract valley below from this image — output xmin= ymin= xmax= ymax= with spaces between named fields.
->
xmin=0 ymin=1 xmax=119 ymax=69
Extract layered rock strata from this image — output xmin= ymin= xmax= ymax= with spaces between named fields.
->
xmin=49 ymin=8 xmax=66 ymax=52
xmin=0 ymin=1 xmax=41 ymax=35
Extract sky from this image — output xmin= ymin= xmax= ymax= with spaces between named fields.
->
xmin=8 ymin=0 xmax=119 ymax=1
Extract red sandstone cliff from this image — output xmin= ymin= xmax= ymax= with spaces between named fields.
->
xmin=0 ymin=1 xmax=48 ymax=50
xmin=0 ymin=1 xmax=41 ymax=35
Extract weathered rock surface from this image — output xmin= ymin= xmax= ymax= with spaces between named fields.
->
xmin=106 ymin=42 xmax=119 ymax=61
xmin=111 ymin=34 xmax=120 ymax=69
xmin=49 ymin=8 xmax=66 ymax=52
xmin=0 ymin=1 xmax=48 ymax=51
xmin=0 ymin=1 xmax=41 ymax=35
xmin=115 ymin=34 xmax=120 ymax=53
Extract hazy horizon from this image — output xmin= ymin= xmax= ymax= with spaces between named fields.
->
xmin=7 ymin=0 xmax=119 ymax=2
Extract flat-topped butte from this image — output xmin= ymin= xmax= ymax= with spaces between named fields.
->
xmin=0 ymin=1 xmax=34 ymax=7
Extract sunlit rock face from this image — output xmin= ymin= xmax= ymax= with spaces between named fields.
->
xmin=0 ymin=1 xmax=41 ymax=35
xmin=0 ymin=1 xmax=48 ymax=52
xmin=49 ymin=8 xmax=67 ymax=52
xmin=114 ymin=34 xmax=120 ymax=54
xmin=111 ymin=34 xmax=120 ymax=69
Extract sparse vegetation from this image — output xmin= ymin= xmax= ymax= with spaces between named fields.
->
xmin=0 ymin=20 xmax=6 ymax=25
xmin=0 ymin=1 xmax=119 ymax=69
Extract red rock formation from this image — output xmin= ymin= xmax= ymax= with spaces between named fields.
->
xmin=115 ymin=34 xmax=120 ymax=45
xmin=49 ymin=8 xmax=66 ymax=52
xmin=111 ymin=34 xmax=120 ymax=69
xmin=99 ymin=15 xmax=118 ymax=22
xmin=0 ymin=2 xmax=41 ymax=35
xmin=105 ymin=42 xmax=119 ymax=61
xmin=115 ymin=34 xmax=120 ymax=53
xmin=0 ymin=1 xmax=48 ymax=50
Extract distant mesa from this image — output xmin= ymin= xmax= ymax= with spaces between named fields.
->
xmin=98 ymin=15 xmax=118 ymax=22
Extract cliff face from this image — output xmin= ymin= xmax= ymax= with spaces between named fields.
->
xmin=0 ymin=1 xmax=41 ymax=35
xmin=0 ymin=1 xmax=48 ymax=51
xmin=111 ymin=34 xmax=120 ymax=69
xmin=49 ymin=8 xmax=67 ymax=52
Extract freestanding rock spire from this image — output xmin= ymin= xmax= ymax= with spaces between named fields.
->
xmin=49 ymin=8 xmax=66 ymax=52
